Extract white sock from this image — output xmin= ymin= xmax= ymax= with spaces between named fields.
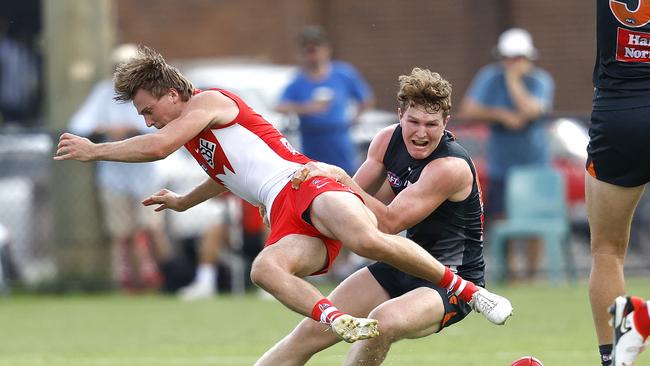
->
xmin=195 ymin=264 xmax=216 ymax=287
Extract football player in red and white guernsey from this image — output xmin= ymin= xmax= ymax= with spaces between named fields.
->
xmin=54 ymin=46 xmax=512 ymax=344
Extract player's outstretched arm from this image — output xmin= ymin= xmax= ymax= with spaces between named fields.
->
xmin=55 ymin=90 xmax=238 ymax=163
xmin=142 ymin=177 xmax=227 ymax=212
xmin=53 ymin=131 xmax=177 ymax=162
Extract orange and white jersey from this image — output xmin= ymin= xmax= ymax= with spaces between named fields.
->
xmin=184 ymin=88 xmax=311 ymax=217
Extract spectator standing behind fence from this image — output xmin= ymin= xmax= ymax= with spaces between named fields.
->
xmin=458 ymin=28 xmax=555 ymax=282
xmin=69 ymin=44 xmax=171 ymax=292
xmin=276 ymin=26 xmax=375 ymax=281
xmin=275 ymin=25 xmax=375 ymax=176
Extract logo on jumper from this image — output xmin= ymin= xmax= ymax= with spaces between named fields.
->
xmin=195 ymin=137 xmax=235 ymax=182
xmin=610 ymin=0 xmax=650 ymax=28
xmin=616 ymin=28 xmax=650 ymax=63
xmin=199 ymin=138 xmax=216 ymax=168
xmin=387 ymin=171 xmax=402 ymax=187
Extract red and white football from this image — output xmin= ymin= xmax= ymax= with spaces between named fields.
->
xmin=510 ymin=356 xmax=544 ymax=366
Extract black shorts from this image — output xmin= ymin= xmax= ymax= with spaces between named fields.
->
xmin=587 ymin=105 xmax=650 ymax=187
xmin=367 ymin=262 xmax=483 ymax=331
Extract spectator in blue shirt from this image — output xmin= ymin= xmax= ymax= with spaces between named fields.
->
xmin=276 ymin=25 xmax=374 ymax=175
xmin=459 ymin=28 xmax=555 ymax=282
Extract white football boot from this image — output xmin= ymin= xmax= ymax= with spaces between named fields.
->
xmin=610 ymin=296 xmax=648 ymax=366
xmin=470 ymin=287 xmax=513 ymax=325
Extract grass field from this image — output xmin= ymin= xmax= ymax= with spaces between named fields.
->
xmin=0 ymin=277 xmax=648 ymax=366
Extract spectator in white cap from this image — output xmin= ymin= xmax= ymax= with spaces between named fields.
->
xmin=495 ymin=28 xmax=538 ymax=60
xmin=459 ymin=28 xmax=555 ymax=283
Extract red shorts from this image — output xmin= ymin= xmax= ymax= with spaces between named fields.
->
xmin=266 ymin=176 xmax=363 ymax=275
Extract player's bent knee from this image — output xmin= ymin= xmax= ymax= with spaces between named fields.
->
xmin=367 ymin=310 xmax=405 ymax=343
xmin=250 ymin=256 xmax=277 ymax=289
xmin=249 ymin=266 xmax=264 ymax=289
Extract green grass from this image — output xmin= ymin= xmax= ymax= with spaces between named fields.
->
xmin=0 ymin=277 xmax=648 ymax=366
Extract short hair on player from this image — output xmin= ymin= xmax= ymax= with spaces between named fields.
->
xmin=113 ymin=45 xmax=194 ymax=102
xmin=397 ymin=67 xmax=452 ymax=118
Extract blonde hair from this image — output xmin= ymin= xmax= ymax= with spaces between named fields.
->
xmin=397 ymin=68 xmax=452 ymax=118
xmin=113 ymin=45 xmax=194 ymax=102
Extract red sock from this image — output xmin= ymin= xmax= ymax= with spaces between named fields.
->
xmin=311 ymin=298 xmax=344 ymax=324
xmin=632 ymin=298 xmax=650 ymax=339
xmin=439 ymin=267 xmax=478 ymax=303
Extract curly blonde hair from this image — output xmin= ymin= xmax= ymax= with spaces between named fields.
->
xmin=113 ymin=45 xmax=194 ymax=102
xmin=397 ymin=68 xmax=452 ymax=118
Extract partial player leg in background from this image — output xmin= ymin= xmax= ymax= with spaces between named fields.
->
xmin=586 ymin=174 xmax=645 ymax=364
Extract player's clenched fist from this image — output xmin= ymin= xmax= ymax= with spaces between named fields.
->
xmin=53 ymin=132 xmax=96 ymax=161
